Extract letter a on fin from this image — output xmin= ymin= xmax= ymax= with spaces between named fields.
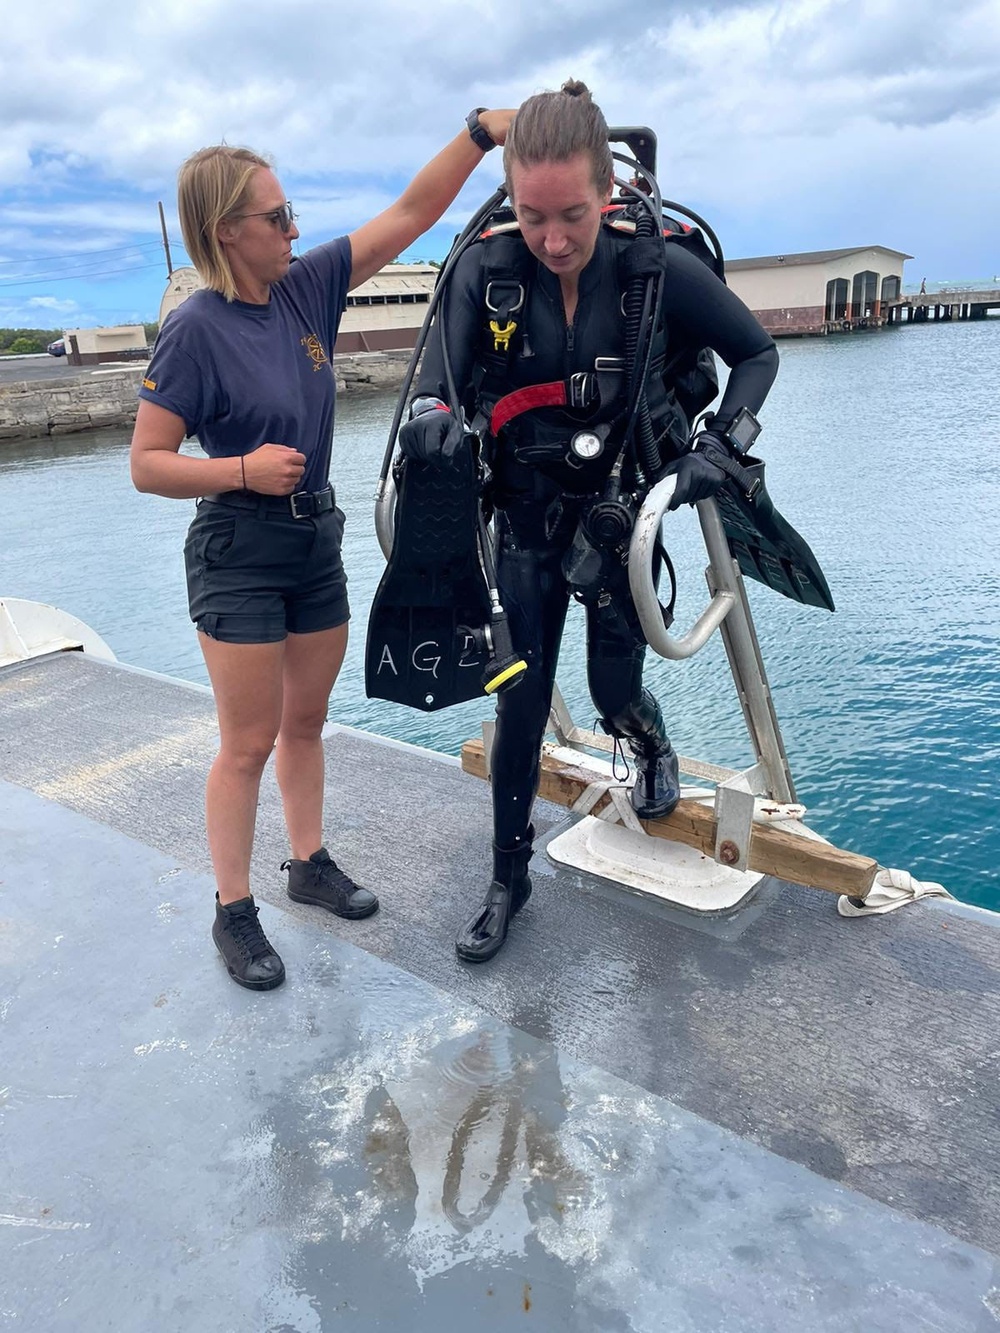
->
xmin=377 ymin=644 xmax=398 ymax=676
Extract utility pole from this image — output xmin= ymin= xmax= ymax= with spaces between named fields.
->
xmin=158 ymin=202 xmax=173 ymax=278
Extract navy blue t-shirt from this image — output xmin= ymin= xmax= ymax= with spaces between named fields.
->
xmin=139 ymin=237 xmax=352 ymax=493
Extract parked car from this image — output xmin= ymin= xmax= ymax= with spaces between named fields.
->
xmin=47 ymin=339 xmax=66 ymax=357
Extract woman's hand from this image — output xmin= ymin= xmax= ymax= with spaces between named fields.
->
xmin=398 ymin=409 xmax=464 ymax=465
xmin=478 ymin=109 xmax=515 ymax=147
xmin=243 ymin=444 xmax=307 ymax=495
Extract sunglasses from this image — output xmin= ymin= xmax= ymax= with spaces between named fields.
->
xmin=234 ymin=201 xmax=297 ymax=233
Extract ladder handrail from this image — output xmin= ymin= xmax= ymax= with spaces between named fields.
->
xmin=626 ymin=477 xmax=796 ymax=804
xmin=628 ymin=476 xmax=738 ymax=658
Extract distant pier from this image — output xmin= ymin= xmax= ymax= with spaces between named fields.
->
xmin=818 ymin=289 xmax=1000 ymax=335
xmin=885 ymin=289 xmax=1000 ymax=326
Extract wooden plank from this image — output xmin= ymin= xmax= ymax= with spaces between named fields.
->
xmin=460 ymin=739 xmax=878 ymax=898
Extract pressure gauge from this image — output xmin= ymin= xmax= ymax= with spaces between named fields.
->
xmin=570 ymin=429 xmax=604 ymax=461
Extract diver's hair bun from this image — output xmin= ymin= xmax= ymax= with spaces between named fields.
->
xmin=505 ymin=78 xmax=612 ymax=195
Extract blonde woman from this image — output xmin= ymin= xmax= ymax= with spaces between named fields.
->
xmin=131 ymin=109 xmax=513 ymax=990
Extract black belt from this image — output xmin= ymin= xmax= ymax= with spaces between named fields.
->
xmin=200 ymin=484 xmax=336 ymax=519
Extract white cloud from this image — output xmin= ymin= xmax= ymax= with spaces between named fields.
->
xmin=27 ymin=296 xmax=81 ymax=313
xmin=1 ymin=0 xmax=998 ymax=322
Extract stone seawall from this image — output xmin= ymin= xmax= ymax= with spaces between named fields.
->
xmin=0 ymin=351 xmax=413 ymax=442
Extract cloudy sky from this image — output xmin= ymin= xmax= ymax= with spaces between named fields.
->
xmin=2 ymin=0 xmax=998 ymax=330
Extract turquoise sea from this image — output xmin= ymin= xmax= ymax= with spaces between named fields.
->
xmin=2 ymin=316 xmax=998 ymax=912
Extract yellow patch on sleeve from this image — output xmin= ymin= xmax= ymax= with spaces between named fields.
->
xmin=142 ymin=377 xmax=157 ymax=391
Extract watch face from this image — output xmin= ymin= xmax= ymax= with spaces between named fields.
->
xmin=727 ymin=407 xmax=761 ymax=453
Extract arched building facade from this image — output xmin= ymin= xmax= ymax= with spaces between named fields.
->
xmin=724 ymin=246 xmax=911 ymax=335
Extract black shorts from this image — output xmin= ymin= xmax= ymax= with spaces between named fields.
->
xmin=184 ymin=497 xmax=349 ymax=644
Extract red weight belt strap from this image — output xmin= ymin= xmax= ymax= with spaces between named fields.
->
xmin=490 ymin=381 xmax=572 ymax=435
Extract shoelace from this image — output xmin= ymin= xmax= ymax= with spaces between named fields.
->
xmin=315 ymin=859 xmax=359 ymax=899
xmin=228 ymin=905 xmax=272 ymax=961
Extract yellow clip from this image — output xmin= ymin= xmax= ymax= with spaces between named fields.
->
xmin=490 ymin=318 xmax=517 ymax=352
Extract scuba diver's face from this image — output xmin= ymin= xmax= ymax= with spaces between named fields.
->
xmin=510 ymin=153 xmax=613 ymax=283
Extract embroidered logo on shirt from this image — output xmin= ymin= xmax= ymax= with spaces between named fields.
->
xmin=142 ymin=376 xmax=157 ymax=391
xmin=300 ymin=334 xmax=329 ymax=372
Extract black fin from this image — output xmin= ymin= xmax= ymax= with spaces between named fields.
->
xmin=365 ymin=451 xmax=493 ymax=712
xmin=714 ymin=459 xmax=835 ymax=612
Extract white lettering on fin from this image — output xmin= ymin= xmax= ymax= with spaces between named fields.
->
xmin=458 ymin=631 xmax=480 ymax=668
xmin=413 ymin=641 xmax=442 ymax=679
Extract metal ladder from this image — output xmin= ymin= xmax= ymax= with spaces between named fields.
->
xmin=545 ymin=478 xmax=800 ymax=873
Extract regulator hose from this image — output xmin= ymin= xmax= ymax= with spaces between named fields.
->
xmin=621 ymin=207 xmax=664 ymax=482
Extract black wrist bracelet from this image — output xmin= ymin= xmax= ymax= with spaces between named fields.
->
xmin=466 ymin=108 xmax=496 ymax=153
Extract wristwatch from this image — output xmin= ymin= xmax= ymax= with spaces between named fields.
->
xmin=466 ymin=108 xmax=497 ymax=153
xmin=722 ymin=406 xmax=761 ymax=454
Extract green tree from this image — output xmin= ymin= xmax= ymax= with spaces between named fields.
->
xmin=6 ymin=336 xmax=45 ymax=354
xmin=0 ymin=327 xmax=62 ymax=353
xmin=143 ymin=321 xmax=159 ymax=343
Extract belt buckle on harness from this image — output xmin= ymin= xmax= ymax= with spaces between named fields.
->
xmin=485 ymin=281 xmax=525 ymax=315
xmin=568 ymin=372 xmax=597 ymax=410
xmin=289 ymin=490 xmax=312 ymax=519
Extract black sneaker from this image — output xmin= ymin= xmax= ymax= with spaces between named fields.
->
xmin=212 ymin=895 xmax=286 ymax=991
xmin=282 ymin=848 xmax=379 ymax=919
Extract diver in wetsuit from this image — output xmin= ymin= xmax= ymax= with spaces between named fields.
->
xmin=398 ymin=81 xmax=779 ymax=962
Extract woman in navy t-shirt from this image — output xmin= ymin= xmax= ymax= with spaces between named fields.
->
xmin=130 ymin=110 xmax=513 ymax=991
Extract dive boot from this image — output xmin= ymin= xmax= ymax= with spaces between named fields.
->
xmin=630 ymin=742 xmax=681 ymax=821
xmin=455 ymin=828 xmax=534 ymax=964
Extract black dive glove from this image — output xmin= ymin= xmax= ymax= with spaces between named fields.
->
xmin=398 ymin=400 xmax=464 ymax=466
xmin=667 ymin=431 xmax=731 ymax=510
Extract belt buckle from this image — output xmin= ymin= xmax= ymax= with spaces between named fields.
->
xmin=289 ymin=490 xmax=311 ymax=519
xmin=568 ymin=372 xmax=596 ymax=410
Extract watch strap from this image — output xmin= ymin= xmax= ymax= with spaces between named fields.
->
xmin=466 ymin=107 xmax=496 ymax=153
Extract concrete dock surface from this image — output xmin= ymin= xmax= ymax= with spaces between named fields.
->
xmin=1 ymin=651 xmax=999 ymax=1331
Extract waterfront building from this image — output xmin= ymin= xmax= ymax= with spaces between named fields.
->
xmin=725 ymin=246 xmax=911 ymax=336
xmin=63 ymin=324 xmax=148 ymax=366
xmin=151 ymin=260 xmax=438 ymax=355
xmin=334 ymin=262 xmax=437 ymax=353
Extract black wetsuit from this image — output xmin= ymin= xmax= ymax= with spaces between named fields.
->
xmin=415 ymin=223 xmax=778 ymax=846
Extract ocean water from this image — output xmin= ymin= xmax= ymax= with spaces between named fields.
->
xmin=2 ymin=317 xmax=998 ymax=911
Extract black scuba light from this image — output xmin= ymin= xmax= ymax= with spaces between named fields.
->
xmin=474 ymin=509 xmax=527 ymax=696
xmin=458 ymin=614 xmax=527 ymax=696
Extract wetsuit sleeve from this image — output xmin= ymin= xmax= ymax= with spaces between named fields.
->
xmin=412 ymin=245 xmax=484 ymax=418
xmin=661 ymin=243 xmax=779 ymax=426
